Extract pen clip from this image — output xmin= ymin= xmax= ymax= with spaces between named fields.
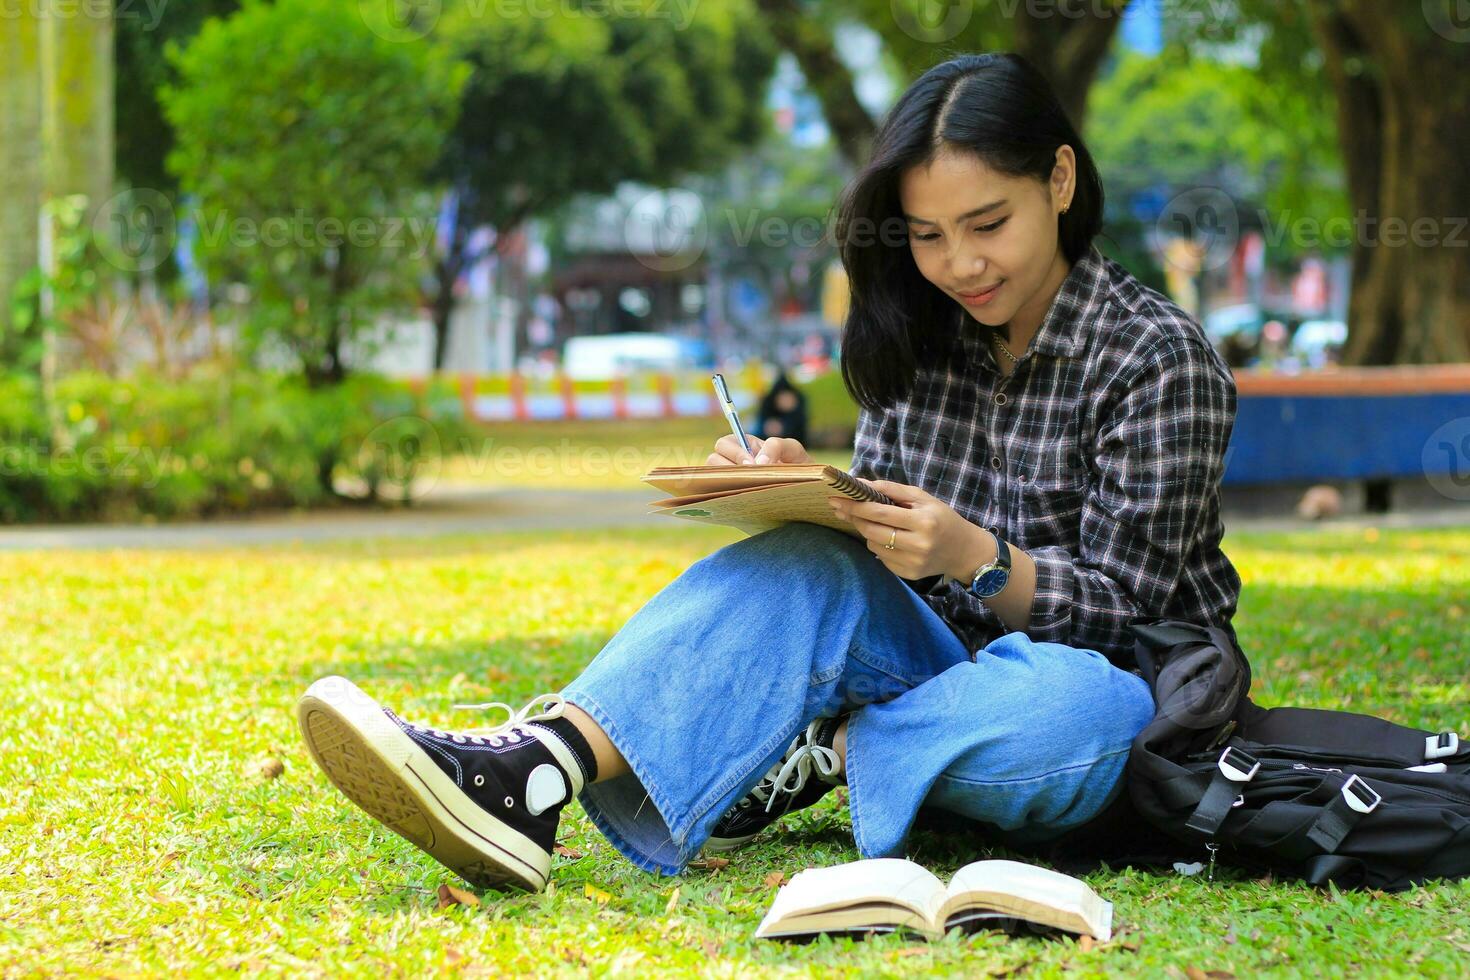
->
xmin=712 ymin=372 xmax=732 ymax=404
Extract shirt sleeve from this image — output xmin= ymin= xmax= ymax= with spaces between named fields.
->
xmin=1021 ymin=337 xmax=1237 ymax=655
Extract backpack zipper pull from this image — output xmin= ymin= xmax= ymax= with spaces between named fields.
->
xmin=1205 ymin=842 xmax=1220 ymax=881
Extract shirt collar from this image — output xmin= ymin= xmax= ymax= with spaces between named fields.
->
xmin=1027 ymin=243 xmax=1109 ymax=359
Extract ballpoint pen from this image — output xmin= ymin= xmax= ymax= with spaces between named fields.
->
xmin=711 ymin=372 xmax=755 ymax=460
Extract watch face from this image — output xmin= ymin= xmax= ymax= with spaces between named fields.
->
xmin=972 ymin=567 xmax=1010 ymax=598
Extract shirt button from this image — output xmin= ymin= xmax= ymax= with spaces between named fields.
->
xmin=994 ymin=392 xmax=1008 ymax=406
xmin=1018 ymin=472 xmax=1029 ymax=484
xmin=990 ymin=455 xmax=1002 ymax=470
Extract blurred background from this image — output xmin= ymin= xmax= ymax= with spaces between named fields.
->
xmin=2 ymin=0 xmax=1468 ymax=527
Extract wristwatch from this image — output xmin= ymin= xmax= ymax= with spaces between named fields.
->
xmin=966 ymin=530 xmax=1012 ymax=599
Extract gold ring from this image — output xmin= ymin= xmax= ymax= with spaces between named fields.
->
xmin=884 ymin=528 xmax=897 ymax=550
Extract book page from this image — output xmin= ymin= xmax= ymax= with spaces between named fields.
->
xmin=646 ymin=480 xmax=863 ymax=539
xmin=940 ymin=860 xmax=1112 ymax=941
xmin=642 ymin=464 xmax=834 ymax=495
xmin=759 ymin=859 xmax=944 ymax=927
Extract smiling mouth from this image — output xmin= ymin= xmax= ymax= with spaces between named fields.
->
xmin=957 ymin=283 xmax=1002 ymax=297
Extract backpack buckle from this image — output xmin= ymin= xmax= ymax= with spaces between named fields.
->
xmin=1217 ymin=746 xmax=1260 ymax=783
xmin=1425 ymin=732 xmax=1459 ymax=760
xmin=1341 ymin=773 xmax=1382 ymax=814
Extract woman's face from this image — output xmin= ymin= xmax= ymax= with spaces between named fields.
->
xmin=898 ymin=146 xmax=1074 ymax=330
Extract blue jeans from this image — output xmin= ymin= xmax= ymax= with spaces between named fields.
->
xmin=558 ymin=523 xmax=1155 ymax=875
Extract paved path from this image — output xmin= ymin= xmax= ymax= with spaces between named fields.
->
xmin=0 ymin=486 xmax=1466 ymax=551
xmin=0 ymin=487 xmax=665 ymax=551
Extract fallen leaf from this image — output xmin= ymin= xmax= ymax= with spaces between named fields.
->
xmin=763 ymin=871 xmax=787 ymax=888
xmin=254 ymin=758 xmax=285 ymax=780
xmin=436 ymin=883 xmax=479 ymax=910
xmin=445 ymin=948 xmax=464 ymax=963
xmin=584 ymin=883 xmax=612 ymax=905
xmin=664 ymin=886 xmax=681 ymax=914
xmin=553 ymin=844 xmax=583 ymax=859
xmin=690 ymin=857 xmax=729 ymax=870
xmin=1078 ymin=935 xmax=1094 ymax=953
xmin=893 ymin=946 xmax=929 ymax=957
xmin=702 ymin=940 xmax=719 ymax=957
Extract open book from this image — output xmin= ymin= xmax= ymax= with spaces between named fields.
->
xmin=640 ymin=463 xmax=898 ymax=538
xmin=754 ymin=858 xmax=1112 ymax=943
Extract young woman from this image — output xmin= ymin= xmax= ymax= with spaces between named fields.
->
xmin=296 ymin=52 xmax=1242 ymax=893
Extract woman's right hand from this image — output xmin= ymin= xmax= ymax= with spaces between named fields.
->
xmin=706 ymin=434 xmax=815 ymax=467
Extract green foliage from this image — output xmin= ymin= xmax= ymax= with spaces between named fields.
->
xmin=1 ymin=524 xmax=1466 ymax=972
xmin=158 ymin=0 xmax=468 ymax=384
xmin=3 ymin=195 xmax=103 ymax=373
xmin=439 ymin=0 xmax=777 ymax=231
xmin=0 ymin=370 xmax=469 ymax=523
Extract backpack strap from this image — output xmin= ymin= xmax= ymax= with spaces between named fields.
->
xmin=1185 ymin=745 xmax=1260 ymax=836
xmin=1302 ymin=773 xmax=1383 ymax=852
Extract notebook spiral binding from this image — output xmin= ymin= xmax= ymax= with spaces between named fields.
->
xmin=830 ymin=470 xmax=896 ymax=506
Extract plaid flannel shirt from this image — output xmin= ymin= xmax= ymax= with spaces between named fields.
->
xmin=848 ymin=243 xmax=1242 ymax=664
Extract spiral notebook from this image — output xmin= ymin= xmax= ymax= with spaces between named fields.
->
xmin=640 ymin=463 xmax=897 ymax=538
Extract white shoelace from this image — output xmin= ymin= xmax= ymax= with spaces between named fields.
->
xmin=405 ymin=692 xmax=567 ymax=747
xmin=748 ymin=720 xmax=842 ymax=814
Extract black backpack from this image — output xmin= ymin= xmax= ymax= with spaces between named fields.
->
xmin=1124 ymin=619 xmax=1470 ymax=891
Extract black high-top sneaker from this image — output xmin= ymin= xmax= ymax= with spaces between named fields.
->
xmin=704 ymin=715 xmax=846 ymax=853
xmin=297 ymin=676 xmax=587 ymax=891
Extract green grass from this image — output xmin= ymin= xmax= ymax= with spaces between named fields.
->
xmin=2 ymin=525 xmax=1468 ymax=975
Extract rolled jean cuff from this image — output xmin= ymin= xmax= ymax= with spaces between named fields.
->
xmin=556 ymin=689 xmax=690 ymax=875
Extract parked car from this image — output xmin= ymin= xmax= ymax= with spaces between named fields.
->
xmin=562 ymin=332 xmax=715 ymax=379
xmin=1289 ymin=319 xmax=1348 ymax=367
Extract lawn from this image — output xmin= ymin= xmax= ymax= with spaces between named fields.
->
xmin=2 ymin=525 xmax=1468 ymax=976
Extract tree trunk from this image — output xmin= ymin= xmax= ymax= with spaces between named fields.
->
xmin=1308 ymin=0 xmax=1470 ymax=364
xmin=753 ymin=0 xmax=876 ymax=167
xmin=0 ymin=9 xmax=43 ymax=339
xmin=1011 ymin=3 xmax=1128 ymax=134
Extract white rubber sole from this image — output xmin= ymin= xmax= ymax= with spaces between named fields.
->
xmin=296 ymin=675 xmax=551 ymax=891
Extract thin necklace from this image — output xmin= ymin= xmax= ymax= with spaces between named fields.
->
xmin=992 ymin=331 xmax=1019 ymax=365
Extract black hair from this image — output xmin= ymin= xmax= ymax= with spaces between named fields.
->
xmin=834 ymin=52 xmax=1105 ymax=413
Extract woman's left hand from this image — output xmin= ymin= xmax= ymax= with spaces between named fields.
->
xmin=827 ymin=479 xmax=985 ymax=582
